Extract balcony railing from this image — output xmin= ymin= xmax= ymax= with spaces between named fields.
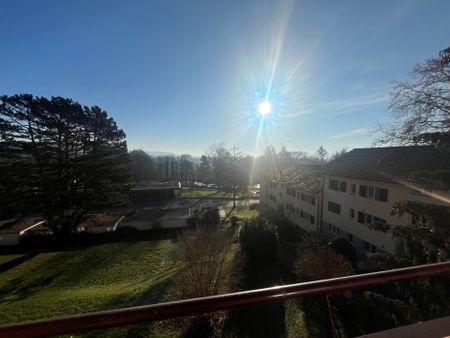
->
xmin=1 ymin=261 xmax=450 ymax=338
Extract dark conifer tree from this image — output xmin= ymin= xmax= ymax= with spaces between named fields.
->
xmin=0 ymin=94 xmax=130 ymax=233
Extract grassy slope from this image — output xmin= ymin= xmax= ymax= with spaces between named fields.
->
xmin=224 ymin=205 xmax=259 ymax=220
xmin=180 ymin=187 xmax=251 ymax=199
xmin=0 ymin=254 xmax=23 ymax=265
xmin=0 ymin=241 xmax=182 ymax=336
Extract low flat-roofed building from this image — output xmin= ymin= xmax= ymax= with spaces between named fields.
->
xmin=130 ymin=181 xmax=181 ymax=205
xmin=78 ymin=213 xmax=124 ymax=233
xmin=0 ymin=217 xmax=47 ymax=246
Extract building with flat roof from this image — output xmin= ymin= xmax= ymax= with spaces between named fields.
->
xmin=130 ymin=181 xmax=181 ymax=205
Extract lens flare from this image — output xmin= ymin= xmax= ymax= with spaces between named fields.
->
xmin=258 ymin=101 xmax=272 ymax=116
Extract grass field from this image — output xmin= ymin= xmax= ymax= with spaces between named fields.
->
xmin=0 ymin=254 xmax=23 ymax=265
xmin=0 ymin=241 xmax=184 ymax=337
xmin=180 ymin=187 xmax=253 ymax=199
xmin=224 ymin=205 xmax=259 ymax=220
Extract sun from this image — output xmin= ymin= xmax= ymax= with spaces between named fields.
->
xmin=257 ymin=101 xmax=272 ymax=116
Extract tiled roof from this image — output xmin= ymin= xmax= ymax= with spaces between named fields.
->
xmin=271 ymin=165 xmax=322 ymax=193
xmin=0 ymin=217 xmax=44 ymax=235
xmin=320 ymin=146 xmax=450 ymax=189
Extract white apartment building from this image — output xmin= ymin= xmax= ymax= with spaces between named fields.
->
xmin=260 ymin=165 xmax=322 ymax=233
xmin=260 ymin=146 xmax=450 ymax=256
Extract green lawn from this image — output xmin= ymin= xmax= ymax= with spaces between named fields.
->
xmin=0 ymin=241 xmax=183 ymax=337
xmin=0 ymin=254 xmax=23 ymax=265
xmin=180 ymin=187 xmax=252 ymax=199
xmin=224 ymin=205 xmax=259 ymax=220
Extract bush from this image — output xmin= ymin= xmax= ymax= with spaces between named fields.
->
xmin=249 ymin=203 xmax=259 ymax=210
xmin=230 ymin=216 xmax=238 ymax=227
xmin=199 ymin=207 xmax=220 ymax=227
xmin=239 ymin=217 xmax=278 ymax=260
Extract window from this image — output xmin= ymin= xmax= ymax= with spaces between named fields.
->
xmin=348 ymin=233 xmax=353 ymax=242
xmin=359 ymin=185 xmax=366 ymax=197
xmin=286 ymin=187 xmax=296 ymax=196
xmin=375 ymin=188 xmax=388 ymax=202
xmin=349 ymin=208 xmax=355 ymax=218
xmin=358 ymin=211 xmax=365 ymax=224
xmin=328 ymin=201 xmax=341 ymax=214
xmin=364 ymin=241 xmax=377 ymax=254
xmin=310 ymin=215 xmax=315 ymax=224
xmin=308 ymin=195 xmax=316 ymax=205
xmin=360 ymin=185 xmax=388 ymax=202
xmin=329 ymin=224 xmax=340 ymax=235
xmin=373 ymin=216 xmax=386 ymax=225
xmin=411 ymin=213 xmax=427 ymax=225
xmin=368 ymin=186 xmax=375 ymax=198
xmin=269 ymin=194 xmax=276 ymax=202
xmin=351 ymin=184 xmax=356 ymax=194
xmin=329 ymin=179 xmax=339 ymax=190
xmin=300 ymin=192 xmax=307 ymax=201
xmin=358 ymin=211 xmax=386 ymax=225
xmin=330 ymin=225 xmax=340 ymax=235
xmin=329 ymin=179 xmax=346 ymax=192
xmin=286 ymin=203 xmax=295 ymax=213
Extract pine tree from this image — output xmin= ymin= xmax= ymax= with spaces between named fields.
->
xmin=0 ymin=94 xmax=130 ymax=233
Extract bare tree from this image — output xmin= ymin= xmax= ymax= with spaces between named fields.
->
xmin=316 ymin=146 xmax=328 ymax=163
xmin=206 ymin=143 xmax=232 ymax=187
xmin=231 ymin=146 xmax=243 ymax=208
xmin=175 ymin=226 xmax=242 ymax=334
xmin=329 ymin=147 xmax=348 ymax=161
xmin=378 ymin=45 xmax=450 ymax=145
xmin=295 ymin=247 xmax=352 ymax=338
xmin=175 ymin=227 xmax=238 ymax=298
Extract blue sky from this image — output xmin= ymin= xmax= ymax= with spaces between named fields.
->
xmin=1 ymin=0 xmax=449 ymax=156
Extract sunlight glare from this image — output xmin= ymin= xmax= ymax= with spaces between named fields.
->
xmin=258 ymin=101 xmax=272 ymax=116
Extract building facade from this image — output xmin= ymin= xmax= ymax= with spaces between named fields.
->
xmin=261 ymin=146 xmax=450 ymax=256
xmin=260 ymin=165 xmax=322 ymax=233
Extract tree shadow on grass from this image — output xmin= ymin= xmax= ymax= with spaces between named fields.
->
xmin=82 ymin=276 xmax=177 ymax=338
xmin=222 ymin=257 xmax=287 ymax=338
xmin=0 ymin=253 xmax=37 ymax=274
xmin=0 ymin=273 xmax=59 ymax=303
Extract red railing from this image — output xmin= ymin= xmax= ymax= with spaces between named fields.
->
xmin=1 ymin=261 xmax=450 ymax=338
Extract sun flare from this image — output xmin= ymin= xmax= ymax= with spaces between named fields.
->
xmin=257 ymin=101 xmax=272 ymax=116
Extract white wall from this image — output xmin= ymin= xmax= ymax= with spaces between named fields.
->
xmin=262 ymin=178 xmax=321 ymax=233
xmin=322 ymin=175 xmax=450 ymax=255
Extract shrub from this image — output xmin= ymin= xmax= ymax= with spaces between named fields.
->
xmin=239 ymin=217 xmax=278 ymax=260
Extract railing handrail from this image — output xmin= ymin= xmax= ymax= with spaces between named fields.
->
xmin=1 ymin=261 xmax=450 ymax=338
